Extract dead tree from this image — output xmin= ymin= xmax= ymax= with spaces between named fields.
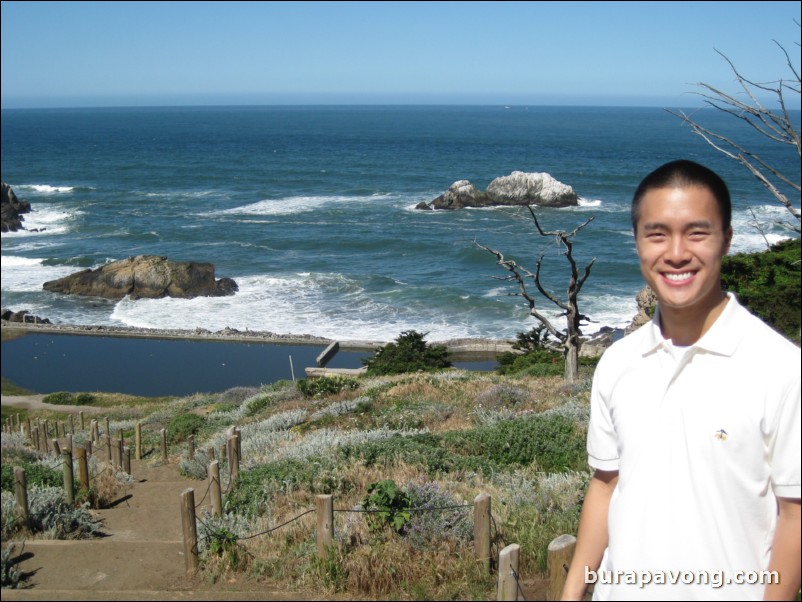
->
xmin=667 ymin=27 xmax=801 ymax=234
xmin=478 ymin=207 xmax=595 ymax=382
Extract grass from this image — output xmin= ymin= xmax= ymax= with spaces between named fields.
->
xmin=1 ymin=369 xmax=590 ymax=600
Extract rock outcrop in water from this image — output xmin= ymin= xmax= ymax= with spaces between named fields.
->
xmin=43 ymin=255 xmax=238 ymax=300
xmin=416 ymin=171 xmax=578 ymax=210
xmin=1 ymin=182 xmax=32 ymax=232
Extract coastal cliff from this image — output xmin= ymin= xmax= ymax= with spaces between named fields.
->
xmin=1 ymin=182 xmax=31 ymax=232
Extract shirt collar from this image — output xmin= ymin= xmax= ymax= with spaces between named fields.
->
xmin=639 ymin=292 xmax=743 ymax=357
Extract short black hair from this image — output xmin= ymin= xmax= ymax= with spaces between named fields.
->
xmin=631 ymin=160 xmax=731 ymax=233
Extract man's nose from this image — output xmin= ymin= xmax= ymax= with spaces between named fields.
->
xmin=665 ymin=236 xmax=690 ymax=264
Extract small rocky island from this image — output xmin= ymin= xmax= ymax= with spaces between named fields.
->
xmin=43 ymin=255 xmax=238 ymax=300
xmin=1 ymin=182 xmax=32 ymax=232
xmin=416 ymin=171 xmax=578 ymax=210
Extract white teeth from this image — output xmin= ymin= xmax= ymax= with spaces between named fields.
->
xmin=665 ymin=272 xmax=693 ymax=282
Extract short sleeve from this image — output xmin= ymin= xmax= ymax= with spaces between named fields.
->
xmin=587 ymin=356 xmax=620 ymax=471
xmin=768 ymin=368 xmax=801 ymax=499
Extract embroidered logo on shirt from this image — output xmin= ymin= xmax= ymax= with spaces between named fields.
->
xmin=714 ymin=429 xmax=728 ymax=441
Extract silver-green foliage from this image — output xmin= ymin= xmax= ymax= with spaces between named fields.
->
xmin=1 ymin=486 xmax=103 ymax=540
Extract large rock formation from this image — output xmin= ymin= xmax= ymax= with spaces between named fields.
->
xmin=625 ymin=286 xmax=658 ymax=334
xmin=1 ymin=182 xmax=31 ymax=232
xmin=43 ymin=255 xmax=238 ymax=300
xmin=417 ymin=171 xmax=578 ymax=210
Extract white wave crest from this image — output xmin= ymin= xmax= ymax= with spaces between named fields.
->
xmin=0 ymin=256 xmax=78 ymax=292
xmin=0 ymin=204 xmax=82 ymax=237
xmin=213 ymin=193 xmax=391 ymax=217
xmin=15 ymin=184 xmax=74 ymax=194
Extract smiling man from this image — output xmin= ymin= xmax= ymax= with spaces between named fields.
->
xmin=561 ymin=160 xmax=801 ymax=601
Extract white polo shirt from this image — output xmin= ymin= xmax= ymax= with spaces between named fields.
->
xmin=588 ymin=293 xmax=801 ymax=601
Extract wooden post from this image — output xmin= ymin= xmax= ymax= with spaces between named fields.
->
xmin=26 ymin=418 xmax=32 ymax=438
xmin=86 ymin=439 xmax=93 ymax=457
xmin=227 ymin=436 xmax=239 ymax=482
xmin=66 ymin=433 xmax=73 ymax=454
xmin=76 ymin=446 xmax=90 ymax=491
xmin=235 ymin=428 xmax=242 ymax=461
xmin=91 ymin=419 xmax=98 ymax=443
xmin=474 ymin=492 xmax=491 ymax=572
xmin=52 ymin=439 xmax=62 ymax=456
xmin=43 ymin=422 xmax=50 ymax=453
xmin=316 ymin=494 xmax=334 ymax=559
xmin=207 ymin=446 xmax=215 ymax=461
xmin=79 ymin=411 xmax=85 ymax=431
xmin=105 ymin=417 xmax=110 ymax=440
xmin=547 ymin=534 xmax=577 ymax=601
xmin=209 ymin=460 xmax=222 ymax=518
xmin=116 ymin=437 xmax=124 ymax=470
xmin=109 ymin=436 xmax=117 ymax=466
xmin=161 ymin=428 xmax=168 ymax=463
xmin=118 ymin=428 xmax=125 ymax=451
xmin=497 ymin=543 xmax=521 ymax=601
xmin=188 ymin=435 xmax=195 ymax=461
xmin=135 ymin=421 xmax=142 ymax=460
xmin=220 ymin=443 xmax=226 ymax=461
xmin=13 ymin=467 xmax=29 ymax=530
xmin=62 ymin=448 xmax=75 ymax=504
xmin=31 ymin=427 xmax=39 ymax=452
xmin=180 ymin=489 xmax=199 ymax=574
xmin=123 ymin=446 xmax=131 ymax=475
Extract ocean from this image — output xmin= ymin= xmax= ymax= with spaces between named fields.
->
xmin=2 ymin=105 xmax=799 ymax=351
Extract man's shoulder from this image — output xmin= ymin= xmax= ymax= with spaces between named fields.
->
xmin=597 ymin=322 xmax=653 ymax=365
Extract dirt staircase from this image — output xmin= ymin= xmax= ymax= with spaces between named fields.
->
xmin=3 ymin=459 xmax=317 ymax=601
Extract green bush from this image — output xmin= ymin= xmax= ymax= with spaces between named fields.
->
xmin=721 ymin=237 xmax=801 ymax=344
xmin=166 ymin=413 xmax=207 ymax=444
xmin=1 ymin=462 xmax=64 ymax=492
xmin=41 ymin=391 xmax=96 ymax=405
xmin=343 ymin=411 xmax=586 ymax=476
xmin=362 ymin=330 xmax=451 ymax=375
xmin=296 ymin=376 xmax=360 ymax=399
xmin=225 ymin=456 xmax=353 ymax=518
xmin=362 ymin=479 xmax=412 ymax=533
xmin=441 ymin=412 xmax=586 ymax=473
xmin=496 ymin=348 xmax=563 ymax=376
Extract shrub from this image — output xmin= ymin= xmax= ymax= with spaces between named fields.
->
xmin=721 ymin=237 xmax=801 ymax=344
xmin=1 ymin=543 xmax=24 ymax=589
xmin=1 ymin=462 xmax=64 ymax=492
xmin=403 ymin=481 xmax=473 ymax=547
xmin=225 ymin=456 xmax=352 ymax=518
xmin=41 ymin=391 xmax=96 ymax=405
xmin=362 ymin=331 xmax=451 ymax=375
xmin=1 ymin=486 xmax=103 ymax=540
xmin=362 ymin=479 xmax=411 ymax=534
xmin=167 ymin=413 xmax=206 ymax=444
xmin=297 ymin=376 xmax=360 ymax=399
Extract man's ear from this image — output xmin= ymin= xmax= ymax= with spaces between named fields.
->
xmin=723 ymin=226 xmax=733 ymax=255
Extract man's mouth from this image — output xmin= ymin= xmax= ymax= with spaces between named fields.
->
xmin=663 ymin=271 xmax=695 ymax=282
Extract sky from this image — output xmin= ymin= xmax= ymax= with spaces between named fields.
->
xmin=1 ymin=1 xmax=800 ymax=109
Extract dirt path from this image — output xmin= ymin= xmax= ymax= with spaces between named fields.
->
xmin=2 ymin=459 xmax=325 ymax=601
xmin=1 ymin=394 xmax=107 ymax=414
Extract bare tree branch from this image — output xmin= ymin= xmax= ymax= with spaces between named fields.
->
xmin=477 ymin=207 xmax=596 ymax=381
xmin=666 ymin=29 xmax=801 ymax=234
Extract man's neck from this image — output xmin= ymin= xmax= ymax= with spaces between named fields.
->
xmin=658 ymin=291 xmax=730 ymax=347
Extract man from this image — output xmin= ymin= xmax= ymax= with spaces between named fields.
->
xmin=561 ymin=160 xmax=801 ymax=600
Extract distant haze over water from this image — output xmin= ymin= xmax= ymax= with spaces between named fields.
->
xmin=2 ymin=106 xmax=799 ymax=344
